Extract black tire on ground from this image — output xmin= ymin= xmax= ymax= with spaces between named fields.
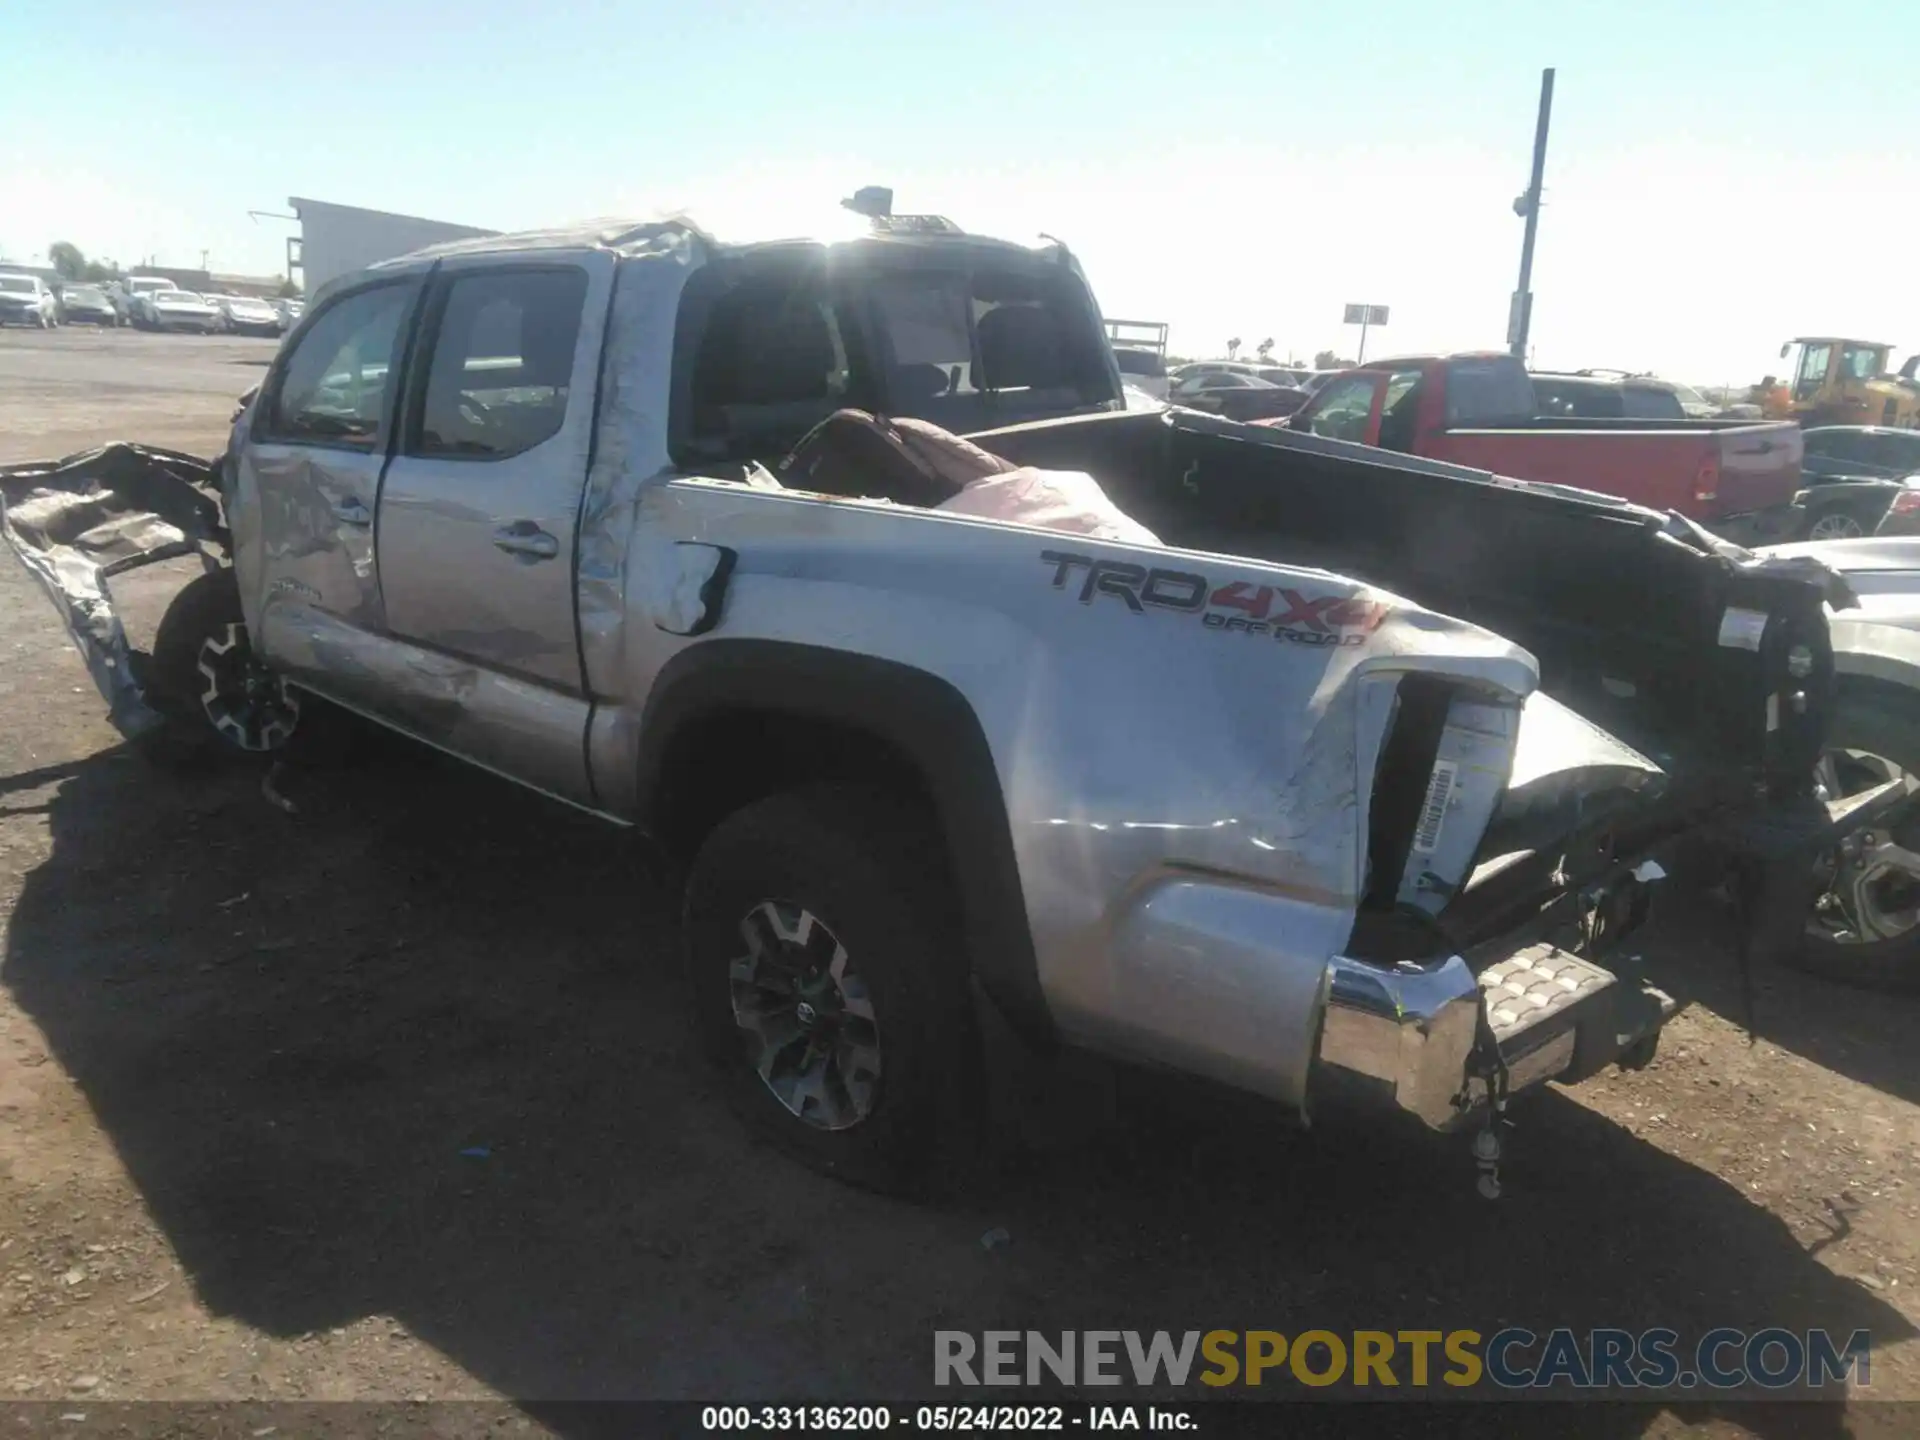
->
xmin=140 ymin=570 xmax=301 ymax=768
xmin=682 ymin=784 xmax=981 ymax=1196
xmin=1795 ymin=684 xmax=1920 ymax=991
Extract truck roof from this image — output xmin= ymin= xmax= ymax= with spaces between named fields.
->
xmin=378 ymin=212 xmax=1061 ymax=271
xmin=1347 ymin=351 xmax=1515 ymax=371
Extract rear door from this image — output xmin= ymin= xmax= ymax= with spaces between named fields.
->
xmin=371 ymin=250 xmax=615 ymax=802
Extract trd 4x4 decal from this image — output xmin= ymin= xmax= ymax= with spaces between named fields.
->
xmin=1040 ymin=550 xmax=1389 ymax=648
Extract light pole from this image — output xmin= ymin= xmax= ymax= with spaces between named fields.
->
xmin=1508 ymin=67 xmax=1555 ymax=361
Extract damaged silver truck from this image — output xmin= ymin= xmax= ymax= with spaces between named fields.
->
xmin=2 ymin=210 xmax=1902 ymax=1197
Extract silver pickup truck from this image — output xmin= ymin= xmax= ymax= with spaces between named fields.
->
xmin=1 ymin=211 xmax=1886 ymax=1196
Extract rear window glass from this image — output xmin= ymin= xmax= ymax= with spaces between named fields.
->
xmin=1445 ymin=358 xmax=1537 ymax=425
xmin=865 ymin=263 xmax=1114 ymax=432
xmin=1620 ymin=386 xmax=1684 ymax=420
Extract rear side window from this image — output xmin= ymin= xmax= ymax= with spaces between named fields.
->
xmin=263 ymin=283 xmax=414 ymax=447
xmin=411 ymin=268 xmax=588 ymax=460
xmin=1444 ymin=358 xmax=1536 ymax=426
xmin=679 ymin=260 xmax=857 ymax=464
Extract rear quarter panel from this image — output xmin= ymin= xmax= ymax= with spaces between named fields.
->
xmin=596 ymin=480 xmax=1537 ymax=1104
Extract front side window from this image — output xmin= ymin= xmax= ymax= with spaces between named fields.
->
xmin=1301 ymin=375 xmax=1379 ymax=441
xmin=264 ymin=283 xmax=414 ymax=447
xmin=412 ymin=268 xmax=588 ymax=460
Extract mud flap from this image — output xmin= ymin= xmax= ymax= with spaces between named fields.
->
xmin=0 ymin=444 xmax=227 ymax=739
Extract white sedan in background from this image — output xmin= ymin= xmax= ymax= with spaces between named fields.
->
xmin=210 ymin=293 xmax=284 ymax=336
xmin=144 ymin=290 xmax=224 ymax=333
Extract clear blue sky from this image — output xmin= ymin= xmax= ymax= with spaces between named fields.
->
xmin=4 ymin=0 xmax=1914 ymax=382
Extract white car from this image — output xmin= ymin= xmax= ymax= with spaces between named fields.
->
xmin=144 ymin=289 xmax=223 ymax=334
xmin=0 ymin=272 xmax=58 ymax=328
xmin=210 ymin=293 xmax=284 ymax=336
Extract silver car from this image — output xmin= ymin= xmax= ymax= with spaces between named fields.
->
xmin=146 ymin=289 xmax=223 ymax=334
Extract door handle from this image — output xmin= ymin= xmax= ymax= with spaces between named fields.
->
xmin=332 ymin=496 xmax=372 ymax=527
xmin=493 ymin=523 xmax=560 ymax=561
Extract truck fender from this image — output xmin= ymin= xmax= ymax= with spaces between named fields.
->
xmin=633 ymin=639 xmax=1054 ymax=1044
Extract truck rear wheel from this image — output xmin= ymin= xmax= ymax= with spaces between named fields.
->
xmin=142 ymin=570 xmax=302 ymax=765
xmin=682 ymin=784 xmax=981 ymax=1195
xmin=1800 ymin=686 xmax=1920 ymax=991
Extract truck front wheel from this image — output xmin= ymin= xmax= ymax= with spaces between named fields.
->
xmin=683 ymin=785 xmax=981 ymax=1195
xmin=142 ymin=570 xmax=301 ymax=763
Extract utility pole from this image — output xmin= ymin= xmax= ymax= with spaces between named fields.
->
xmin=1508 ymin=67 xmax=1555 ymax=360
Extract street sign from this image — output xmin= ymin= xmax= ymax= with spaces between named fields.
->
xmin=1343 ymin=304 xmax=1389 ymax=326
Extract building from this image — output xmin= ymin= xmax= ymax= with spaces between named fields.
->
xmin=290 ymin=197 xmax=497 ymax=295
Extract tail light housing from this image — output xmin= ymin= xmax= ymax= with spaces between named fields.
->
xmin=1889 ymin=487 xmax=1920 ymax=518
xmin=1692 ymin=455 xmax=1720 ymax=506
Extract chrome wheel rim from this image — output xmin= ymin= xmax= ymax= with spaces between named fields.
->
xmin=196 ymin=622 xmax=300 ymax=752
xmin=729 ymin=901 xmax=881 ymax=1131
xmin=1810 ymin=748 xmax=1920 ymax=945
xmin=1809 ymin=511 xmax=1866 ymax=541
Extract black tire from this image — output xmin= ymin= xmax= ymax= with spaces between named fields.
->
xmin=1796 ymin=685 xmax=1920 ymax=991
xmin=140 ymin=570 xmax=302 ymax=767
xmin=683 ymin=784 xmax=981 ymax=1195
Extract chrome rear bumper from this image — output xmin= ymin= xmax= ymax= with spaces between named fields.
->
xmin=1314 ymin=941 xmax=1676 ymax=1131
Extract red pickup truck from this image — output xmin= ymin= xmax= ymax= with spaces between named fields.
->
xmin=1277 ymin=351 xmax=1806 ymax=543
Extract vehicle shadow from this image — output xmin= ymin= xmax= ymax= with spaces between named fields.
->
xmin=1 ymin=741 xmax=1910 ymax=1435
xmin=1645 ymin=890 xmax=1920 ymax=1109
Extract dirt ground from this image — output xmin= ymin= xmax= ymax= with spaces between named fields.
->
xmin=1 ymin=326 xmax=1917 ymax=1432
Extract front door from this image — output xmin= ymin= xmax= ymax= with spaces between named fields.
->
xmin=371 ymin=250 xmax=614 ymax=802
xmin=238 ymin=276 xmax=424 ymax=650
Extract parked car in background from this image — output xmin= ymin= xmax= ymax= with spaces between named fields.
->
xmin=1254 ymin=365 xmax=1311 ymax=388
xmin=1281 ymin=352 xmax=1807 ymax=544
xmin=1168 ymin=369 xmax=1309 ymax=421
xmin=144 ymin=290 xmax=223 ymax=334
xmin=210 ymin=293 xmax=285 ymax=336
xmin=0 ymin=273 xmax=58 ymax=328
xmin=54 ymin=284 xmax=118 ymax=326
xmin=1802 ymin=426 xmax=1920 ymax=484
xmin=1795 ymin=478 xmax=1907 ymax=539
xmin=118 ymin=275 xmax=181 ymax=326
xmin=271 ymin=297 xmax=305 ymax=330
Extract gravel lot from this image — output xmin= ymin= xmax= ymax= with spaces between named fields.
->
xmin=1 ymin=326 xmax=1917 ymax=1431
